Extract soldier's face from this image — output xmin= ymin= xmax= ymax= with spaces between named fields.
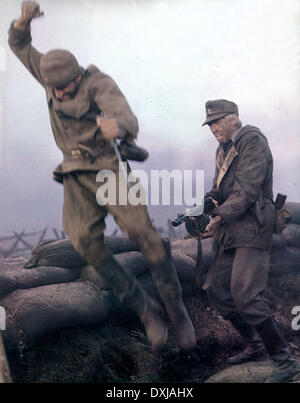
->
xmin=53 ymin=75 xmax=81 ymax=101
xmin=209 ymin=117 xmax=235 ymax=144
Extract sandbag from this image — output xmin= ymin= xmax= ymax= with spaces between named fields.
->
xmin=0 ymin=257 xmax=27 ymax=270
xmin=81 ymin=250 xmax=196 ymax=288
xmin=281 ymin=224 xmax=300 ymax=248
xmin=81 ymin=251 xmax=148 ymax=287
xmin=0 ymin=271 xmax=17 ymax=298
xmin=172 ymin=252 xmax=196 ymax=283
xmin=171 ymin=238 xmax=198 ymax=260
xmin=285 ymin=202 xmax=300 ymax=225
xmin=23 ymin=239 xmax=86 ymax=269
xmin=270 ymin=247 xmax=300 ymax=275
xmin=136 ymin=270 xmax=199 ymax=304
xmin=171 ymin=238 xmax=214 ymax=264
xmin=15 ymin=266 xmax=81 ymax=289
xmin=271 ymin=233 xmax=287 ymax=250
xmin=0 ymin=257 xmax=82 ymax=296
xmin=0 ymin=281 xmax=113 ymax=353
xmin=24 ymin=236 xmax=140 ymax=269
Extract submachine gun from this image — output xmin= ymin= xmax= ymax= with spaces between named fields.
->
xmin=172 ymin=197 xmax=217 ymax=288
xmin=172 ymin=198 xmax=216 ymax=236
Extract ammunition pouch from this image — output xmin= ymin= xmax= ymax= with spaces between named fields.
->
xmin=274 ymin=208 xmax=291 ymax=234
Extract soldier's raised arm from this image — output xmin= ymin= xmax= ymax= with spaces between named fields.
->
xmin=8 ymin=1 xmax=45 ymax=86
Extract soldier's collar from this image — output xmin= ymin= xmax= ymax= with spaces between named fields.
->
xmin=220 ymin=139 xmax=233 ymax=152
xmin=231 ymin=126 xmax=243 ymax=144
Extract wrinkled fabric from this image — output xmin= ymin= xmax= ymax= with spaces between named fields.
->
xmin=206 ymin=125 xmax=275 ymax=252
xmin=204 ymin=124 xmax=276 ymax=326
xmin=62 ymin=170 xmax=167 ymax=264
xmin=205 ymin=247 xmax=274 ymax=325
xmin=62 ymin=170 xmax=181 ymax=305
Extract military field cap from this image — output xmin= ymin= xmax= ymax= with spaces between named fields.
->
xmin=202 ymin=99 xmax=239 ymax=126
xmin=40 ymin=49 xmax=81 ymax=88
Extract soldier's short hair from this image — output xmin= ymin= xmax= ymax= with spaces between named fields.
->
xmin=225 ymin=113 xmax=242 ymax=129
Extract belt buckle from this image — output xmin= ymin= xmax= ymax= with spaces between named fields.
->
xmin=71 ymin=149 xmax=83 ymax=161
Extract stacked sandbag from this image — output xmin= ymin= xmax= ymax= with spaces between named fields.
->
xmin=171 ymin=237 xmax=214 ymax=278
xmin=270 ymin=247 xmax=300 ymax=275
xmin=281 ymin=223 xmax=300 ymax=248
xmin=0 ymin=236 xmax=200 ymax=352
xmin=0 ymin=256 xmax=81 ymax=298
xmin=1 ymin=219 xmax=300 ymax=354
xmin=285 ymin=202 xmax=300 ymax=225
xmin=81 ymin=250 xmax=199 ymax=300
xmin=0 ymin=281 xmax=113 ymax=353
xmin=270 ymin=215 xmax=300 ymax=274
xmin=23 ymin=236 xmax=140 ymax=269
xmin=80 ymin=251 xmax=149 ymax=286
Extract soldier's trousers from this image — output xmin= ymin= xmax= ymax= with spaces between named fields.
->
xmin=62 ymin=170 xmax=182 ymax=302
xmin=204 ymin=247 xmax=274 ymax=326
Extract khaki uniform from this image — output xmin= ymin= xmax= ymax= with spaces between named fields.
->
xmin=204 ymin=126 xmax=275 ymax=325
xmin=8 ymin=21 xmax=170 ymax=266
xmin=8 ymin=22 xmax=196 ymax=349
xmin=8 ymin=23 xmax=138 ymax=175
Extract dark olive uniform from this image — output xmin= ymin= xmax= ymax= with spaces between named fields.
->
xmin=202 ymin=100 xmax=300 ymax=382
xmin=204 ymin=125 xmax=275 ymax=325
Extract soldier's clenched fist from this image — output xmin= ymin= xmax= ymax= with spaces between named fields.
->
xmin=21 ymin=1 xmax=44 ymax=21
xmin=14 ymin=1 xmax=44 ymax=31
xmin=96 ymin=115 xmax=120 ymax=140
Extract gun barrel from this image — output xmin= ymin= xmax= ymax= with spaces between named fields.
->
xmin=171 ymin=216 xmax=186 ymax=227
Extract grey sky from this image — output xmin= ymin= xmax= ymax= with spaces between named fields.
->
xmin=1 ymin=0 xmax=300 ymax=234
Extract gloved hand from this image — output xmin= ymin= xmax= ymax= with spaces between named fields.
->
xmin=200 ymin=215 xmax=223 ymax=238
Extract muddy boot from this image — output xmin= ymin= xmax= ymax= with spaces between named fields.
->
xmin=94 ymin=255 xmax=168 ymax=351
xmin=255 ymin=317 xmax=300 ymax=383
xmin=146 ymin=244 xmax=196 ymax=350
xmin=227 ymin=312 xmax=266 ymax=365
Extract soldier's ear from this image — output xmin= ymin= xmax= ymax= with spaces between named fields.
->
xmin=231 ymin=114 xmax=238 ymax=126
xmin=75 ymin=75 xmax=82 ymax=85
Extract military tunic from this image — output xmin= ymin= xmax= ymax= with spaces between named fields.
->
xmin=8 ymin=22 xmax=138 ymax=176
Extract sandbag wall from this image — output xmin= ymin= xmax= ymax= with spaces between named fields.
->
xmin=0 ymin=208 xmax=300 ymax=353
xmin=0 ymin=236 xmax=199 ymax=353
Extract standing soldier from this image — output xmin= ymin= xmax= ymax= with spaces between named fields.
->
xmin=8 ymin=2 xmax=196 ymax=351
xmin=201 ymin=99 xmax=300 ymax=382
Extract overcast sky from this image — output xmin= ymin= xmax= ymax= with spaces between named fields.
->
xmin=1 ymin=0 xmax=300 ymax=235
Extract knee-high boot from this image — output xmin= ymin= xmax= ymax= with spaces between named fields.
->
xmin=146 ymin=242 xmax=196 ymax=350
xmin=255 ymin=317 xmax=300 ymax=383
xmin=226 ymin=312 xmax=266 ymax=365
xmin=94 ymin=255 xmax=168 ymax=351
